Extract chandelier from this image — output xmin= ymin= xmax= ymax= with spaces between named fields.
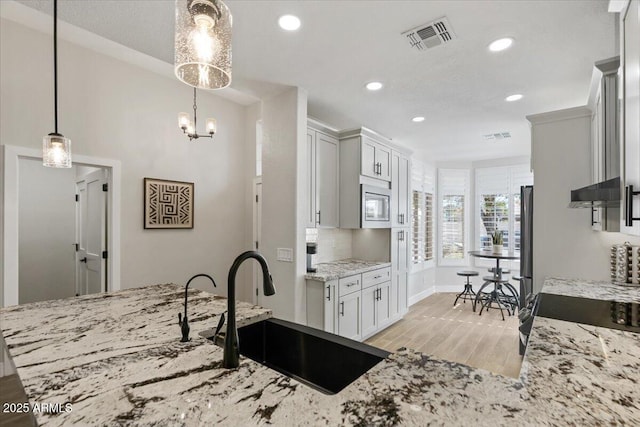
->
xmin=178 ymin=87 xmax=217 ymax=140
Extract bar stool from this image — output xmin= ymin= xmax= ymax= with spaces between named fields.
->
xmin=454 ymin=271 xmax=479 ymax=306
xmin=488 ymin=268 xmax=510 ymax=275
xmin=474 ymin=276 xmax=517 ymax=320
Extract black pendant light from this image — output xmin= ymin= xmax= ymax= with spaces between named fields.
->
xmin=43 ymin=0 xmax=71 ymax=168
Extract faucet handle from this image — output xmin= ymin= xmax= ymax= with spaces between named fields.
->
xmin=214 ymin=312 xmax=226 ymax=339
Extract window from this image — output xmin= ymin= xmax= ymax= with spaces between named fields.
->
xmin=438 ymin=169 xmax=469 ymax=265
xmin=424 ymin=192 xmax=433 ymax=261
xmin=411 ymin=190 xmax=423 ymax=264
xmin=411 ymin=162 xmax=435 ymax=270
xmin=475 ymin=165 xmax=532 ymax=254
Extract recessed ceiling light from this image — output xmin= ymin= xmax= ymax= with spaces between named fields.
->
xmin=505 ymin=94 xmax=523 ymax=102
xmin=412 ymin=116 xmax=425 ymax=122
xmin=365 ymin=82 xmax=383 ymax=91
xmin=488 ymin=37 xmax=514 ymax=52
xmin=278 ymin=15 xmax=301 ymax=31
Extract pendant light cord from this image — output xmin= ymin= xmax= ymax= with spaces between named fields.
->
xmin=53 ymin=0 xmax=59 ymax=134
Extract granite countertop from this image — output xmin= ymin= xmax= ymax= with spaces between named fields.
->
xmin=304 ymin=258 xmax=391 ymax=282
xmin=541 ymin=276 xmax=640 ymax=303
xmin=1 ymin=278 xmax=639 ymax=425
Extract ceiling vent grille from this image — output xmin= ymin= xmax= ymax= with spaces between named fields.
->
xmin=402 ymin=17 xmax=456 ymax=50
xmin=483 ymin=132 xmax=512 ymax=141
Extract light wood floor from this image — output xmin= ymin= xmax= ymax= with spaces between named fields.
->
xmin=365 ymin=292 xmax=522 ymax=378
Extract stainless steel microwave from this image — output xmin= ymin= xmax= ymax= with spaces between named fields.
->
xmin=361 ymin=185 xmax=391 ymax=228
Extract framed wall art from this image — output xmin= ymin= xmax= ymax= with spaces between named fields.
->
xmin=144 ymin=178 xmax=194 ymax=229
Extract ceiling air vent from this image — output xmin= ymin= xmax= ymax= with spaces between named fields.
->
xmin=402 ymin=17 xmax=456 ymax=50
xmin=483 ymin=132 xmax=512 ymax=141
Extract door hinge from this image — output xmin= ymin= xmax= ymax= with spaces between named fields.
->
xmin=75 ymin=194 xmax=79 ymax=202
xmin=75 ymin=243 xmax=79 ymax=252
xmin=102 ymin=251 xmax=108 ymax=259
xmin=102 ymin=183 xmax=108 ymax=192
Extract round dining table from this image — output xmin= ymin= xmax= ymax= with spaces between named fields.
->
xmin=467 ymin=250 xmax=519 ymax=280
xmin=468 ymin=250 xmax=520 ymax=319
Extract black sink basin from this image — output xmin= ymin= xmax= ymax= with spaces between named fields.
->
xmin=208 ymin=318 xmax=389 ymax=394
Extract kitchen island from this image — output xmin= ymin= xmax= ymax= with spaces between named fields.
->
xmin=1 ymin=279 xmax=639 ymax=425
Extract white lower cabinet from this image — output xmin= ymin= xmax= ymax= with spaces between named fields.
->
xmin=337 ymin=290 xmax=361 ymax=340
xmin=306 ymin=266 xmax=397 ymax=342
xmin=361 ymin=281 xmax=391 ymax=339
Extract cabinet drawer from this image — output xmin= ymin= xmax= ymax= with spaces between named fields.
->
xmin=362 ymin=267 xmax=391 ymax=289
xmin=338 ymin=274 xmax=361 ymax=297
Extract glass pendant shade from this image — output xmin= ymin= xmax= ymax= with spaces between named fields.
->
xmin=175 ymin=0 xmax=232 ymax=90
xmin=178 ymin=112 xmax=190 ymax=129
xmin=206 ymin=118 xmax=217 ymax=134
xmin=43 ymin=133 xmax=71 ymax=168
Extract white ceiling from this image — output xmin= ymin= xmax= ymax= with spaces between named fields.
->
xmin=11 ymin=0 xmax=617 ymax=162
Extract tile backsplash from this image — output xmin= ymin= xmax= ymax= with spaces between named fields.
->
xmin=306 ymin=228 xmax=353 ymax=263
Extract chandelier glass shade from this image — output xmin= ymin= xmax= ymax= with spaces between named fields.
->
xmin=174 ymin=0 xmax=232 ymax=90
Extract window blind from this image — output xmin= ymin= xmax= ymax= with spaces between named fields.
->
xmin=412 ymin=190 xmax=423 ymax=264
xmin=424 ymin=192 xmax=433 ymax=261
xmin=439 ymin=169 xmax=468 ymax=262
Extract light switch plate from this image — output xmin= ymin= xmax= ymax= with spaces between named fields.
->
xmin=276 ymin=248 xmax=294 ymax=262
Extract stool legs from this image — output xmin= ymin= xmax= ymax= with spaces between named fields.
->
xmin=454 ymin=276 xmax=476 ymax=306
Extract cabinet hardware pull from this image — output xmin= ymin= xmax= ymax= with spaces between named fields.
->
xmin=347 ymin=282 xmax=357 ymax=287
xmin=373 ymin=275 xmax=382 ymax=279
xmin=316 ymin=210 xmax=321 ymax=225
xmin=340 ymin=301 xmax=344 ymax=316
xmin=326 ymin=285 xmax=331 ymax=301
xmin=374 ymin=163 xmax=378 ymax=175
xmin=625 ymin=185 xmax=640 ymax=227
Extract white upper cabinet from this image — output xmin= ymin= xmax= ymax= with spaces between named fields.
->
xmin=391 ymin=152 xmax=410 ymax=227
xmin=621 ymin=0 xmax=640 ymax=235
xmin=306 ymin=123 xmax=339 ymax=228
xmin=361 ymin=136 xmax=391 ymax=182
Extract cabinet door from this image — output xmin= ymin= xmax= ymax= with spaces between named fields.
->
xmin=338 ymin=291 xmax=361 ymax=341
xmin=361 ymin=286 xmax=377 ymax=338
xmin=324 ymin=282 xmax=337 ymax=333
xmin=316 ymin=133 xmax=339 ymax=228
xmin=622 ymin=0 xmax=640 ymax=235
xmin=306 ymin=129 xmax=316 ymax=228
xmin=376 ymin=282 xmax=391 ymax=329
xmin=398 ymin=156 xmax=409 ymax=225
xmin=361 ymin=137 xmax=378 ymax=178
xmin=376 ymin=144 xmax=392 ymax=182
xmin=397 ymin=229 xmax=408 ymax=272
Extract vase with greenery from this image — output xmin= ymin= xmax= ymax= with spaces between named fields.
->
xmin=491 ymin=230 xmax=503 ymax=253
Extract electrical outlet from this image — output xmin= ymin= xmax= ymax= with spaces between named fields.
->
xmin=276 ymin=248 xmax=293 ymax=262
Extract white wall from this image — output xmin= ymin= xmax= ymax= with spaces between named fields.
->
xmin=530 ymin=107 xmax=640 ymax=292
xmin=18 ymin=159 xmax=76 ymax=303
xmin=1 ymin=18 xmax=250 ymax=298
xmin=261 ymin=87 xmax=307 ymax=322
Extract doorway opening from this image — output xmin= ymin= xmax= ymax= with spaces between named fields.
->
xmin=2 ymin=145 xmax=121 ymax=307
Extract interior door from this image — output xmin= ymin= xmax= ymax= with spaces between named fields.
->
xmin=76 ymin=169 xmax=107 ymax=296
xmin=253 ymin=180 xmax=263 ymax=305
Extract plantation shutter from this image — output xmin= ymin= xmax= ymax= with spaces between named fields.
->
xmin=439 ymin=169 xmax=468 ymax=263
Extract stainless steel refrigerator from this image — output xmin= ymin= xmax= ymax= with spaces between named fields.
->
xmin=520 ymin=185 xmax=534 ymax=305
xmin=519 ymin=185 xmax=534 ymax=355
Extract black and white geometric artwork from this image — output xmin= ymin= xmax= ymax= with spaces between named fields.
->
xmin=144 ymin=178 xmax=194 ymax=229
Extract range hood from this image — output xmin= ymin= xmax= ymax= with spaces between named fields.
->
xmin=569 ymin=177 xmax=621 ymax=208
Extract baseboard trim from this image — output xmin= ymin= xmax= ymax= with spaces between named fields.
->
xmin=435 ymin=284 xmax=468 ymax=293
xmin=408 ymin=287 xmax=435 ymax=306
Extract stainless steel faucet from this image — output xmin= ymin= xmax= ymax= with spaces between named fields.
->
xmin=178 ymin=273 xmax=217 ymax=342
xmin=223 ymin=251 xmax=275 ymax=368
